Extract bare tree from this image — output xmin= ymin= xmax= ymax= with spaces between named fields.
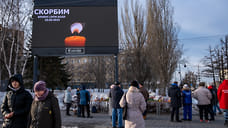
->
xmin=118 ymin=0 xmax=182 ymax=92
xmin=146 ymin=0 xmax=182 ymax=91
xmin=202 ymin=46 xmax=217 ymax=86
xmin=0 ymin=0 xmax=32 ymax=80
xmin=182 ymin=71 xmax=197 ymax=89
xmin=119 ymin=0 xmax=155 ymax=84
xmin=202 ymin=35 xmax=228 ymax=84
xmin=75 ymin=56 xmax=114 ymax=88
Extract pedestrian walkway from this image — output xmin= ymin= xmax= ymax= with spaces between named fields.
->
xmin=0 ymin=110 xmax=225 ymax=128
xmin=61 ymin=111 xmax=227 ymax=128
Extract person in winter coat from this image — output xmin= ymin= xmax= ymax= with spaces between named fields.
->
xmin=139 ymin=81 xmax=149 ymax=119
xmin=120 ymin=80 xmax=146 ymax=128
xmin=182 ymin=84 xmax=192 ymax=121
xmin=1 ymin=74 xmax=33 ymax=128
xmin=217 ymin=79 xmax=228 ymax=126
xmin=108 ymin=84 xmax=115 ymax=119
xmin=193 ymin=82 xmax=212 ymax=123
xmin=208 ymin=85 xmax=215 ymax=121
xmin=64 ymin=86 xmax=72 ymax=116
xmin=28 ymin=81 xmax=61 ymax=128
xmin=79 ymin=85 xmax=92 ymax=118
xmin=168 ymin=81 xmax=182 ymax=122
xmin=110 ymin=81 xmax=124 ymax=128
xmin=76 ymin=88 xmax=81 ymax=117
xmin=211 ymin=85 xmax=222 ymax=115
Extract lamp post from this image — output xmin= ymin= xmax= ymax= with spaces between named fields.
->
xmin=178 ymin=63 xmax=187 ymax=85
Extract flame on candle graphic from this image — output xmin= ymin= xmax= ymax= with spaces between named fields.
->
xmin=64 ymin=22 xmax=86 ymax=47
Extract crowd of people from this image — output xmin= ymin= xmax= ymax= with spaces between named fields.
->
xmin=1 ymin=73 xmax=228 ymax=128
xmin=168 ymin=80 xmax=228 ymax=127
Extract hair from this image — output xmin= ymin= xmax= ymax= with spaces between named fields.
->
xmin=199 ymin=82 xmax=205 ymax=87
xmin=139 ymin=81 xmax=144 ymax=86
xmin=131 ymin=80 xmax=139 ymax=88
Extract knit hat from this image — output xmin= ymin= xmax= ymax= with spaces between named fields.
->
xmin=183 ymin=84 xmax=189 ymax=89
xmin=171 ymin=83 xmax=178 ymax=86
xmin=208 ymin=85 xmax=213 ymax=90
xmin=114 ymin=81 xmax=120 ymax=85
xmin=67 ymin=86 xmax=71 ymax=91
xmin=130 ymin=80 xmax=139 ymax=88
xmin=34 ymin=81 xmax=47 ymax=92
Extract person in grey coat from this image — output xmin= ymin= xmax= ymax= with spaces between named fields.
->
xmin=193 ymin=82 xmax=212 ymax=123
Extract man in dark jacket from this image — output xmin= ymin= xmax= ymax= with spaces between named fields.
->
xmin=110 ymin=81 xmax=124 ymax=128
xmin=1 ymin=74 xmax=33 ymax=128
xmin=168 ymin=81 xmax=182 ymax=122
xmin=139 ymin=81 xmax=149 ymax=119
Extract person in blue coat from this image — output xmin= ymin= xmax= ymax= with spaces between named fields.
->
xmin=182 ymin=84 xmax=192 ymax=121
xmin=79 ymin=85 xmax=92 ymax=118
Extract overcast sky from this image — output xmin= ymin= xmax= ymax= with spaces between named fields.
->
xmin=171 ymin=0 xmax=228 ymax=65
xmin=170 ymin=0 xmax=228 ymax=82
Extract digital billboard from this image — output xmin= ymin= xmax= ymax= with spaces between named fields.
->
xmin=32 ymin=0 xmax=118 ymax=56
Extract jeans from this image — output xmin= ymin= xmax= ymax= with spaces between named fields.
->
xmin=112 ymin=108 xmax=123 ymax=127
xmin=213 ymin=103 xmax=222 ymax=114
xmin=183 ymin=104 xmax=192 ymax=120
xmin=77 ymin=104 xmax=81 ymax=117
xmin=208 ymin=104 xmax=214 ymax=120
xmin=223 ymin=109 xmax=228 ymax=121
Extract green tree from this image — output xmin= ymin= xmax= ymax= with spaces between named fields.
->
xmin=24 ymin=56 xmax=71 ymax=90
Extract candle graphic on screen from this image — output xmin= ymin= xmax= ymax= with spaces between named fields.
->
xmin=64 ymin=22 xmax=86 ymax=47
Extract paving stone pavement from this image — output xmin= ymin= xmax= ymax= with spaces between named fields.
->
xmin=0 ymin=110 xmax=226 ymax=128
xmin=61 ymin=111 xmax=227 ymax=128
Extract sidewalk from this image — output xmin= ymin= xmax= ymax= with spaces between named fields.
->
xmin=61 ymin=111 xmax=227 ymax=128
xmin=0 ymin=110 xmax=225 ymax=128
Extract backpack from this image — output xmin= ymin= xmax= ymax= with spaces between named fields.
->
xmin=92 ymin=106 xmax=97 ymax=113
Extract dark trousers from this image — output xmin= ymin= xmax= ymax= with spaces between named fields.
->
xmin=81 ymin=104 xmax=90 ymax=117
xmin=143 ymin=102 xmax=148 ymax=116
xmin=77 ymin=104 xmax=81 ymax=116
xmin=197 ymin=105 xmax=209 ymax=120
xmin=208 ymin=104 xmax=215 ymax=120
xmin=171 ymin=107 xmax=180 ymax=121
xmin=66 ymin=103 xmax=72 ymax=115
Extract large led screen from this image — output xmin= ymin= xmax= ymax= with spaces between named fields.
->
xmin=32 ymin=5 xmax=118 ymax=56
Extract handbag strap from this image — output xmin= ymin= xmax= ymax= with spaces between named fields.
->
xmin=124 ymin=91 xmax=128 ymax=105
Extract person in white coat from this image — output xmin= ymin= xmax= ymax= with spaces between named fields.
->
xmin=120 ymin=80 xmax=146 ymax=128
xmin=64 ymin=86 xmax=72 ymax=116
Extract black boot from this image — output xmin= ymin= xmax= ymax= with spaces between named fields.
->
xmin=224 ymin=120 xmax=228 ymax=126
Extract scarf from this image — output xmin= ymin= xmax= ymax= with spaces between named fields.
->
xmin=8 ymin=85 xmax=21 ymax=92
xmin=35 ymin=89 xmax=49 ymax=101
